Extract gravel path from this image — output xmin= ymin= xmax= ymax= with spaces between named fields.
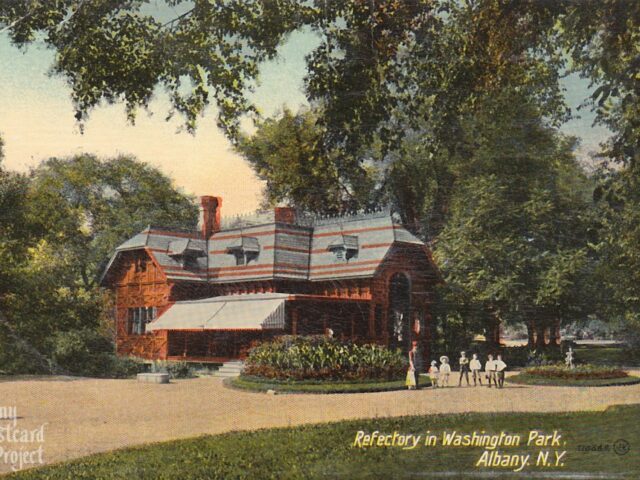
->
xmin=0 ymin=372 xmax=638 ymax=474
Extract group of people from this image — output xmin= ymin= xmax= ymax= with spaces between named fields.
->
xmin=406 ymin=341 xmax=508 ymax=390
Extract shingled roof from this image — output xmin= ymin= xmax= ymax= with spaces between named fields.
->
xmin=101 ymin=207 xmax=430 ymax=285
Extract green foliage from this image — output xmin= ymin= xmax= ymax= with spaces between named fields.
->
xmin=523 ymin=364 xmax=627 ymax=380
xmin=230 ymin=376 xmax=409 ymax=394
xmin=27 ymin=154 xmax=198 ymax=288
xmin=244 ymin=335 xmax=406 ymax=381
xmin=0 ymin=1 xmax=314 ymax=139
xmin=50 ymin=329 xmax=145 ymax=378
xmin=0 ymin=152 xmax=196 ymax=376
xmin=433 ymin=94 xmax=596 ymax=343
xmin=236 ymin=108 xmax=378 ymax=213
xmin=7 ymin=405 xmax=640 ymax=479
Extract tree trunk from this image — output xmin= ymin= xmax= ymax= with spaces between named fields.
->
xmin=535 ymin=322 xmax=547 ymax=350
xmin=527 ymin=320 xmax=536 ymax=349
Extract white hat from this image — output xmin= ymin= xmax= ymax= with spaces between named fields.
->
xmin=440 ymin=355 xmax=449 ymax=363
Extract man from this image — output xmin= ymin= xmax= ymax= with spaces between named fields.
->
xmin=470 ymin=353 xmax=482 ymax=386
xmin=485 ymin=354 xmax=497 ymax=388
xmin=458 ymin=351 xmax=470 ymax=386
xmin=495 ymin=354 xmax=507 ymax=388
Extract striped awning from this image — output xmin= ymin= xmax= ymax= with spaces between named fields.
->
xmin=147 ymin=293 xmax=287 ymax=331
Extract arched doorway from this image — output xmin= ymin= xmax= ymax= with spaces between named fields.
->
xmin=387 ymin=272 xmax=411 ymax=352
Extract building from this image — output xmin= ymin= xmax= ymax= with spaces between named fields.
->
xmin=101 ymin=196 xmax=440 ymax=362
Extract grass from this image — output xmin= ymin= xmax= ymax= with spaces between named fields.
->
xmin=6 ymin=404 xmax=639 ymax=479
xmin=507 ymin=373 xmax=640 ymax=387
xmin=227 ymin=374 xmax=429 ymax=393
xmin=574 ymin=345 xmax=640 ymax=367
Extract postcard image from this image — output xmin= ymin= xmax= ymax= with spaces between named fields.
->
xmin=0 ymin=1 xmax=638 ymax=479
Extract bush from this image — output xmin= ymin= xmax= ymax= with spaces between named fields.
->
xmin=50 ymin=329 xmax=145 ymax=378
xmin=243 ymin=335 xmax=406 ymax=381
xmin=151 ymin=360 xmax=195 ymax=379
xmin=522 ymin=364 xmax=628 ymax=380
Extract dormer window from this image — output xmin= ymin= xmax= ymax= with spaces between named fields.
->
xmin=226 ymin=236 xmax=260 ymax=266
xmin=328 ymin=235 xmax=358 ymax=262
xmin=168 ymin=239 xmax=206 ymax=270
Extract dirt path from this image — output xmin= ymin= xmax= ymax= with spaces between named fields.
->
xmin=0 ymin=372 xmax=638 ymax=474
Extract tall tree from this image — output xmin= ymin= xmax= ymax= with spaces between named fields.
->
xmin=236 ymin=108 xmax=378 ymax=213
xmin=433 ymin=93 xmax=596 ymax=348
xmin=27 ymin=154 xmax=198 ymax=288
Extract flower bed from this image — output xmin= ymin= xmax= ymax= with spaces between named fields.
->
xmin=507 ymin=364 xmax=639 ymax=387
xmin=522 ymin=364 xmax=627 ymax=380
xmin=243 ymin=335 xmax=406 ymax=381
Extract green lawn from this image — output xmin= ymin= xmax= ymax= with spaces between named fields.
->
xmin=7 ymin=405 xmax=639 ymax=479
xmin=227 ymin=375 xmax=428 ymax=393
xmin=507 ymin=373 xmax=640 ymax=387
xmin=574 ymin=345 xmax=640 ymax=367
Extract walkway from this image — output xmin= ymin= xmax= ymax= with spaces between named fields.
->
xmin=0 ymin=372 xmax=638 ymax=474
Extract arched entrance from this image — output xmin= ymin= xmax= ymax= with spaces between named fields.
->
xmin=387 ymin=272 xmax=411 ymax=352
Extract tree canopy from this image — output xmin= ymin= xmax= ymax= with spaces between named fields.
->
xmin=0 ymin=152 xmax=197 ymax=374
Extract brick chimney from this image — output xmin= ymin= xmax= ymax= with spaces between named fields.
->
xmin=274 ymin=206 xmax=296 ymax=224
xmin=198 ymin=196 xmax=222 ymax=238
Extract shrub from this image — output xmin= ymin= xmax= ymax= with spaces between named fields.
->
xmin=243 ymin=335 xmax=406 ymax=381
xmin=523 ymin=364 xmax=627 ymax=380
xmin=50 ymin=329 xmax=146 ymax=378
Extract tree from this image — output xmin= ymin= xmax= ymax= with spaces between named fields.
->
xmin=0 ymin=0 xmax=314 ymax=139
xmin=236 ymin=107 xmax=378 ymax=213
xmin=592 ymin=164 xmax=640 ymax=347
xmin=0 ymin=154 xmax=197 ymax=374
xmin=433 ymin=94 xmax=596 ymax=349
xmin=27 ymin=154 xmax=198 ymax=288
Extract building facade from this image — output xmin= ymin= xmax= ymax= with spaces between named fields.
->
xmin=101 ymin=196 xmax=439 ymax=362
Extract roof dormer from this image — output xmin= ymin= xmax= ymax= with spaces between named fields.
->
xmin=328 ymin=234 xmax=359 ymax=262
xmin=226 ymin=236 xmax=260 ymax=265
xmin=168 ymin=239 xmax=206 ymax=269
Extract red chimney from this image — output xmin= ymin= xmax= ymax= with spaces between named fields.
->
xmin=274 ymin=206 xmax=296 ymax=224
xmin=198 ymin=196 xmax=222 ymax=238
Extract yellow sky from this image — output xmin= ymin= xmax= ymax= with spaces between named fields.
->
xmin=1 ymin=94 xmax=263 ymax=215
xmin=0 ymin=30 xmax=316 ymax=216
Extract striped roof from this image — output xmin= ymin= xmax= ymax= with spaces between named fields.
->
xmin=102 ymin=210 xmax=429 ymax=284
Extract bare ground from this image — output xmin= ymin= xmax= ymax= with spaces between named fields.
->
xmin=0 ymin=371 xmax=638 ymax=474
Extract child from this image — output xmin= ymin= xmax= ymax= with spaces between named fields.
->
xmin=428 ymin=360 xmax=439 ymax=388
xmin=458 ymin=351 xmax=470 ymax=386
xmin=470 ymin=353 xmax=482 ymax=386
xmin=439 ymin=355 xmax=451 ymax=387
xmin=495 ymin=354 xmax=507 ymax=388
xmin=485 ymin=354 xmax=497 ymax=388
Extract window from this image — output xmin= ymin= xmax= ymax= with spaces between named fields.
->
xmin=328 ymin=235 xmax=359 ymax=262
xmin=127 ymin=307 xmax=156 ymax=335
xmin=226 ymin=236 xmax=260 ymax=265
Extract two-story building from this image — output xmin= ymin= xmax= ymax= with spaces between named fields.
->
xmin=101 ymin=196 xmax=439 ymax=362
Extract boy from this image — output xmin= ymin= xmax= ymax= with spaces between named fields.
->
xmin=439 ymin=355 xmax=451 ymax=387
xmin=458 ymin=351 xmax=470 ymax=386
xmin=485 ymin=354 xmax=497 ymax=388
xmin=428 ymin=360 xmax=439 ymax=388
xmin=495 ymin=354 xmax=507 ymax=388
xmin=470 ymin=353 xmax=482 ymax=386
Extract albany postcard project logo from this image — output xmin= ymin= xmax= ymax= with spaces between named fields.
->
xmin=0 ymin=406 xmax=46 ymax=472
